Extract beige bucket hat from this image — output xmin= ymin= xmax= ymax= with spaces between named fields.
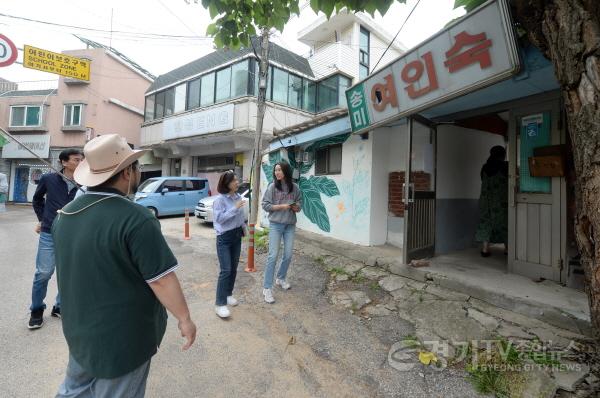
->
xmin=74 ymin=134 xmax=148 ymax=187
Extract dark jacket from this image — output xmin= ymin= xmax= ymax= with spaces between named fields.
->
xmin=33 ymin=173 xmax=78 ymax=233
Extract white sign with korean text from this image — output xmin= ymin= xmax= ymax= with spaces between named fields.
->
xmin=1 ymin=134 xmax=50 ymax=159
xmin=346 ymin=0 xmax=520 ymax=133
xmin=163 ymin=104 xmax=234 ymax=140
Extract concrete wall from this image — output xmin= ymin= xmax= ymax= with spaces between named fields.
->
xmin=307 ymin=22 xmax=402 ymax=84
xmin=298 ymin=134 xmax=373 ymax=245
xmin=435 ymin=125 xmax=504 ymax=254
xmin=260 ymin=133 xmax=375 ymax=245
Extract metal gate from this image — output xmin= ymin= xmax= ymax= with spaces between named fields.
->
xmin=403 ymin=116 xmax=437 ymax=264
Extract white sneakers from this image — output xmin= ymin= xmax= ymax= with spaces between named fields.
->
xmin=227 ymin=296 xmax=239 ymax=306
xmin=276 ymin=279 xmax=291 ymax=290
xmin=263 ymin=288 xmax=275 ymax=304
xmin=215 ymin=296 xmax=238 ymax=318
xmin=263 ymin=280 xmax=291 ymax=303
xmin=215 ymin=305 xmax=231 ymax=318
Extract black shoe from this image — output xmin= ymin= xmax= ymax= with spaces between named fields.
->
xmin=51 ymin=306 xmax=61 ymax=319
xmin=481 ymin=251 xmax=491 ymax=258
xmin=28 ymin=309 xmax=44 ymax=330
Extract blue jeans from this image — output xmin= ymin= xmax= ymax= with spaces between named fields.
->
xmin=215 ymin=227 xmax=242 ymax=306
xmin=263 ymin=223 xmax=296 ymax=289
xmin=31 ymin=232 xmax=60 ymax=312
xmin=56 ymin=354 xmax=150 ymax=398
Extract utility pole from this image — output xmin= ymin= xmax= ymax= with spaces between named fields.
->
xmin=245 ymin=28 xmax=270 ymax=272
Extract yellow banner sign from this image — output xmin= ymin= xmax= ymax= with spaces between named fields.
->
xmin=23 ymin=45 xmax=90 ymax=81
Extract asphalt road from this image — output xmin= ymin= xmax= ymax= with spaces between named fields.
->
xmin=0 ymin=205 xmax=480 ymax=397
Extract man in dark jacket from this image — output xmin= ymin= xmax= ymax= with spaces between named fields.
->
xmin=29 ymin=148 xmax=83 ymax=329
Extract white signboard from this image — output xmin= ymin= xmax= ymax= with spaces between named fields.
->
xmin=1 ymin=134 xmax=50 ymax=159
xmin=163 ymin=103 xmax=234 ymax=140
xmin=346 ymin=0 xmax=520 ymax=133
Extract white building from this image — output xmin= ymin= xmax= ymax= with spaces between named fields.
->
xmin=139 ymin=11 xmax=405 ymax=189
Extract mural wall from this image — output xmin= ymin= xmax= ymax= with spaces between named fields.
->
xmin=261 ymin=133 xmax=374 ymax=245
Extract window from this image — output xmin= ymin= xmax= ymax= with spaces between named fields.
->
xmin=200 ymin=73 xmax=215 ymax=106
xmin=10 ymin=105 xmax=41 ymax=127
xmin=164 ymin=88 xmax=175 ymax=116
xmin=174 ymin=83 xmax=187 ymax=113
xmin=317 ymin=75 xmax=338 ymax=112
xmin=272 ymin=67 xmax=289 ymax=104
xmin=231 ymin=60 xmax=249 ymax=98
xmin=249 ymin=58 xmax=257 ymax=96
xmin=338 ymin=76 xmax=351 ymax=109
xmin=139 ymin=179 xmax=162 ymax=193
xmin=162 ymin=180 xmax=184 ymax=192
xmin=64 ymin=104 xmax=83 ymax=126
xmin=288 ymin=74 xmax=303 ymax=108
xmin=144 ymin=95 xmax=155 ymax=121
xmin=187 ymin=78 xmax=201 ymax=110
xmin=185 ymin=179 xmax=206 ymax=191
xmin=216 ymin=67 xmax=232 ymax=102
xmin=359 ymin=26 xmax=370 ymax=79
xmin=155 ymin=91 xmax=165 ymax=119
xmin=302 ymin=80 xmax=316 ymax=112
xmin=315 ymin=144 xmax=343 ymax=175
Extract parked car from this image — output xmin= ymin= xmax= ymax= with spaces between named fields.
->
xmin=135 ymin=177 xmax=210 ymax=217
xmin=195 ymin=183 xmax=250 ymax=223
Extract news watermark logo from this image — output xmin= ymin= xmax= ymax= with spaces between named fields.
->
xmin=388 ymin=338 xmax=586 ymax=372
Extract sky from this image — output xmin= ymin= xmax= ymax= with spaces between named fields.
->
xmin=0 ymin=0 xmax=465 ymax=90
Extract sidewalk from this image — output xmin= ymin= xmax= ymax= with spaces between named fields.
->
xmin=294 ymin=229 xmax=592 ymax=337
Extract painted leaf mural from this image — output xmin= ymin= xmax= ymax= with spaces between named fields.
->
xmin=299 ymin=177 xmax=331 ymax=232
xmin=309 ymin=176 xmax=340 ymax=197
xmin=262 ymin=133 xmax=350 ymax=232
xmin=262 ymin=163 xmax=274 ymax=184
xmin=262 ymin=152 xmax=283 ymax=184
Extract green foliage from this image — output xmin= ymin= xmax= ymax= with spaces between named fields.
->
xmin=200 ymin=0 xmax=405 ymax=49
xmin=465 ymin=339 xmax=523 ymax=398
xmin=328 ymin=266 xmax=349 ymax=275
xmin=453 ymin=0 xmax=486 ymax=13
xmin=314 ymin=255 xmax=326 ymax=265
xmin=255 ymin=227 xmax=270 ymax=250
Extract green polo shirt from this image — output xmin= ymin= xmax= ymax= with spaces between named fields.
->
xmin=52 ymin=189 xmax=178 ymax=379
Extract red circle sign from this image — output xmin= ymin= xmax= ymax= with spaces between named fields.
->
xmin=0 ymin=34 xmax=18 ymax=67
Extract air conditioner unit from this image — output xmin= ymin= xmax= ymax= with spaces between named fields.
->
xmin=294 ymin=148 xmax=304 ymax=161
xmin=302 ymin=151 xmax=313 ymax=164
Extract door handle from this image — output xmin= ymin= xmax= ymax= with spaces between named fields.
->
xmin=178 ymin=193 xmax=185 ymax=196
xmin=409 ymin=183 xmax=415 ymax=204
xmin=401 ymin=183 xmax=405 ymax=204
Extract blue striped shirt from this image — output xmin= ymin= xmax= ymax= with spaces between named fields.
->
xmin=213 ymin=193 xmax=246 ymax=235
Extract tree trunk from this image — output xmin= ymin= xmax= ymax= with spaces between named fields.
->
xmin=512 ymin=0 xmax=600 ymax=335
xmin=247 ymin=29 xmax=270 ymax=271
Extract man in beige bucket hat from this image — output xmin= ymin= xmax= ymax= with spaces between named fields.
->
xmin=52 ymin=134 xmax=197 ymax=397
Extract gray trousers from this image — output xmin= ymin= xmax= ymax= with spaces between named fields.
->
xmin=56 ymin=354 xmax=151 ymax=398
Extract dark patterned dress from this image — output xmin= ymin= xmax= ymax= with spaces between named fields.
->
xmin=475 ymin=163 xmax=508 ymax=244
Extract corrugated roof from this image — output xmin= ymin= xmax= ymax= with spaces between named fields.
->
xmin=147 ymin=37 xmax=313 ymax=93
xmin=74 ymin=35 xmax=156 ymax=81
xmin=0 ymin=89 xmax=57 ymax=97
xmin=273 ymin=108 xmax=348 ymax=137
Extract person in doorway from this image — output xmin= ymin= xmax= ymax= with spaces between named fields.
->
xmin=0 ymin=172 xmax=8 ymax=213
xmin=476 ymin=145 xmax=509 ymax=257
xmin=53 ymin=134 xmax=196 ymax=397
xmin=213 ymin=171 xmax=247 ymax=318
xmin=261 ymin=162 xmax=302 ymax=304
xmin=28 ymin=148 xmax=83 ymax=329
